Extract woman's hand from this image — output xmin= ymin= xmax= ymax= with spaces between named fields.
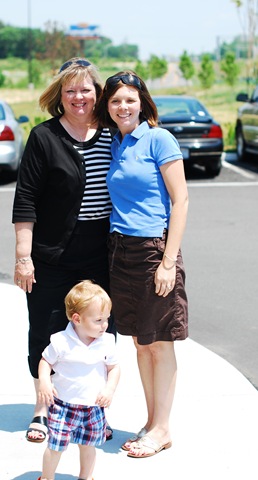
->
xmin=14 ymin=222 xmax=35 ymax=293
xmin=154 ymin=262 xmax=176 ymax=297
xmin=14 ymin=257 xmax=36 ymax=293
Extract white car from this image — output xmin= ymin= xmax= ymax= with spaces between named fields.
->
xmin=0 ymin=99 xmax=29 ymax=175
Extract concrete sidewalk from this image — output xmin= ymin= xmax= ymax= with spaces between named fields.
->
xmin=1 ymin=282 xmax=258 ymax=480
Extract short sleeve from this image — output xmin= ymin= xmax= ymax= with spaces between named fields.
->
xmin=151 ymin=128 xmax=183 ymax=167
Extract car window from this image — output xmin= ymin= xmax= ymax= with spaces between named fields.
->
xmin=154 ymin=97 xmax=209 ymax=117
xmin=0 ymin=104 xmax=5 ymax=120
xmin=154 ymin=98 xmax=190 ymax=116
xmin=251 ymin=87 xmax=258 ymax=102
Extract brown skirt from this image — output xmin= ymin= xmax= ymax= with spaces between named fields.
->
xmin=108 ymin=231 xmax=188 ymax=345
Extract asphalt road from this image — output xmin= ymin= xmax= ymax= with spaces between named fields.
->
xmin=1 ymin=152 xmax=258 ymax=388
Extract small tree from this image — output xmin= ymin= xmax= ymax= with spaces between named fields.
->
xmin=0 ymin=70 xmax=6 ymax=87
xmin=29 ymin=59 xmax=42 ymax=87
xmin=134 ymin=61 xmax=149 ymax=81
xmin=231 ymin=0 xmax=258 ymax=83
xmin=147 ymin=55 xmax=168 ymax=81
xmin=179 ymin=50 xmax=195 ymax=81
xmin=198 ymin=54 xmax=215 ymax=89
xmin=220 ymin=51 xmax=240 ymax=85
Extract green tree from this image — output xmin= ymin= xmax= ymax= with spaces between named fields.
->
xmin=220 ymin=51 xmax=240 ymax=85
xmin=107 ymin=43 xmax=138 ymax=60
xmin=198 ymin=54 xmax=215 ymax=89
xmin=231 ymin=0 xmax=258 ymax=82
xmin=0 ymin=70 xmax=5 ymax=87
xmin=147 ymin=55 xmax=168 ymax=80
xmin=179 ymin=50 xmax=195 ymax=81
xmin=134 ymin=60 xmax=149 ymax=81
xmin=0 ymin=26 xmax=27 ymax=58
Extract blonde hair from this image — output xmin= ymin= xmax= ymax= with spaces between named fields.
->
xmin=39 ymin=57 xmax=103 ymax=118
xmin=65 ymin=280 xmax=112 ymax=320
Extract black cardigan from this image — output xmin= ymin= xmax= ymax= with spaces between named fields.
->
xmin=12 ymin=117 xmax=106 ymax=264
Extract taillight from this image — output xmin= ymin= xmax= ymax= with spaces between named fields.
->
xmin=202 ymin=124 xmax=223 ymax=139
xmin=0 ymin=125 xmax=15 ymax=141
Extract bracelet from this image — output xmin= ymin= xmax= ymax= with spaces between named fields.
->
xmin=163 ymin=253 xmax=177 ymax=263
xmin=162 ymin=253 xmax=177 ymax=270
xmin=15 ymin=256 xmax=32 ymax=265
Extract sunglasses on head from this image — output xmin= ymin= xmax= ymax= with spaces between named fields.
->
xmin=59 ymin=59 xmax=91 ymax=73
xmin=105 ymin=73 xmax=142 ymax=90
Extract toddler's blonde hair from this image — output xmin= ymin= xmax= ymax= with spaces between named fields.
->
xmin=65 ymin=280 xmax=112 ymax=321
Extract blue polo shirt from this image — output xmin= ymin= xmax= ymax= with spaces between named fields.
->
xmin=106 ymin=121 xmax=182 ymax=237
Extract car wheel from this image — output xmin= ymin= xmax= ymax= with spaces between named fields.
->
xmin=205 ymin=157 xmax=222 ymax=177
xmin=236 ymin=127 xmax=248 ymax=161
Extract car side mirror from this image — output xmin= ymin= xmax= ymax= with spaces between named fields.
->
xmin=236 ymin=93 xmax=249 ymax=102
xmin=17 ymin=115 xmax=29 ymax=123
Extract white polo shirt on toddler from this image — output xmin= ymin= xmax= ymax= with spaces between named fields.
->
xmin=42 ymin=322 xmax=118 ymax=406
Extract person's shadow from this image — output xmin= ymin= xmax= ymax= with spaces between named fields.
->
xmin=10 ymin=474 xmax=76 ymax=480
xmin=0 ymin=403 xmax=34 ymax=432
xmin=0 ymin=404 xmax=78 ymax=479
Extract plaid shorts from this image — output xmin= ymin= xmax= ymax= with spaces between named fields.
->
xmin=47 ymin=397 xmax=106 ymax=451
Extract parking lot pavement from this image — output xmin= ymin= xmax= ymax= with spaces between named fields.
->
xmin=1 ymin=282 xmax=258 ymax=480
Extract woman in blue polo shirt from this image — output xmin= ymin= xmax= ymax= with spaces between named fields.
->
xmin=97 ymin=71 xmax=189 ymax=458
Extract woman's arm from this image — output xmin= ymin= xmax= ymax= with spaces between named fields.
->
xmin=14 ymin=222 xmax=36 ymax=293
xmin=154 ymin=159 xmax=189 ymax=297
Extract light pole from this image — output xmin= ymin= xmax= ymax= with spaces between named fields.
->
xmin=27 ymin=0 xmax=33 ymax=87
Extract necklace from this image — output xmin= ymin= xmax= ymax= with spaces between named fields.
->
xmin=60 ymin=116 xmax=94 ymax=142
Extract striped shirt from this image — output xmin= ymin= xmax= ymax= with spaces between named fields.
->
xmin=74 ymin=128 xmax=113 ymax=221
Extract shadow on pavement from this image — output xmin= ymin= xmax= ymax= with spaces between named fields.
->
xmin=0 ymin=404 xmax=34 ymax=432
xmin=11 ymin=474 xmax=76 ymax=480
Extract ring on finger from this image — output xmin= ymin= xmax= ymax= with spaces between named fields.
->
xmin=167 ymin=285 xmax=172 ymax=290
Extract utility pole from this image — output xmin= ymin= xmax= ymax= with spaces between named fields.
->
xmin=27 ymin=0 xmax=33 ymax=87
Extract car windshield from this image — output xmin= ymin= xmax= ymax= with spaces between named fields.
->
xmin=154 ymin=97 xmax=209 ymax=118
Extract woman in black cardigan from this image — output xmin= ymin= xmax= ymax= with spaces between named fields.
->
xmin=12 ymin=57 xmax=115 ymax=443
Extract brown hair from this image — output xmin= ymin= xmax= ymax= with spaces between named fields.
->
xmin=65 ymin=280 xmax=112 ymax=321
xmin=96 ymin=70 xmax=158 ymax=128
xmin=39 ymin=57 xmax=103 ymax=119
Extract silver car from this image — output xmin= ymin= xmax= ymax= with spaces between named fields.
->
xmin=0 ymin=99 xmax=29 ymax=175
xmin=235 ymin=87 xmax=258 ymax=161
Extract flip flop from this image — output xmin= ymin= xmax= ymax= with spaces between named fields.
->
xmin=127 ymin=434 xmax=172 ymax=458
xmin=26 ymin=415 xmax=48 ymax=443
xmin=121 ymin=427 xmax=148 ymax=451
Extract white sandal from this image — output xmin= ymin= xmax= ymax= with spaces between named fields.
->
xmin=121 ymin=427 xmax=148 ymax=451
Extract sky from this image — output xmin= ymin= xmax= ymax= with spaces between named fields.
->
xmin=0 ymin=0 xmax=243 ymax=60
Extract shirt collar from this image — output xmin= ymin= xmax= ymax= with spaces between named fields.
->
xmin=113 ymin=121 xmax=150 ymax=144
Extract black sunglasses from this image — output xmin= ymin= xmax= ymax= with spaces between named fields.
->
xmin=59 ymin=59 xmax=91 ymax=73
xmin=105 ymin=74 xmax=142 ymax=90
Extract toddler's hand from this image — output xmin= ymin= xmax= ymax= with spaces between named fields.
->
xmin=38 ymin=381 xmax=57 ymax=406
xmin=95 ymin=387 xmax=113 ymax=408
